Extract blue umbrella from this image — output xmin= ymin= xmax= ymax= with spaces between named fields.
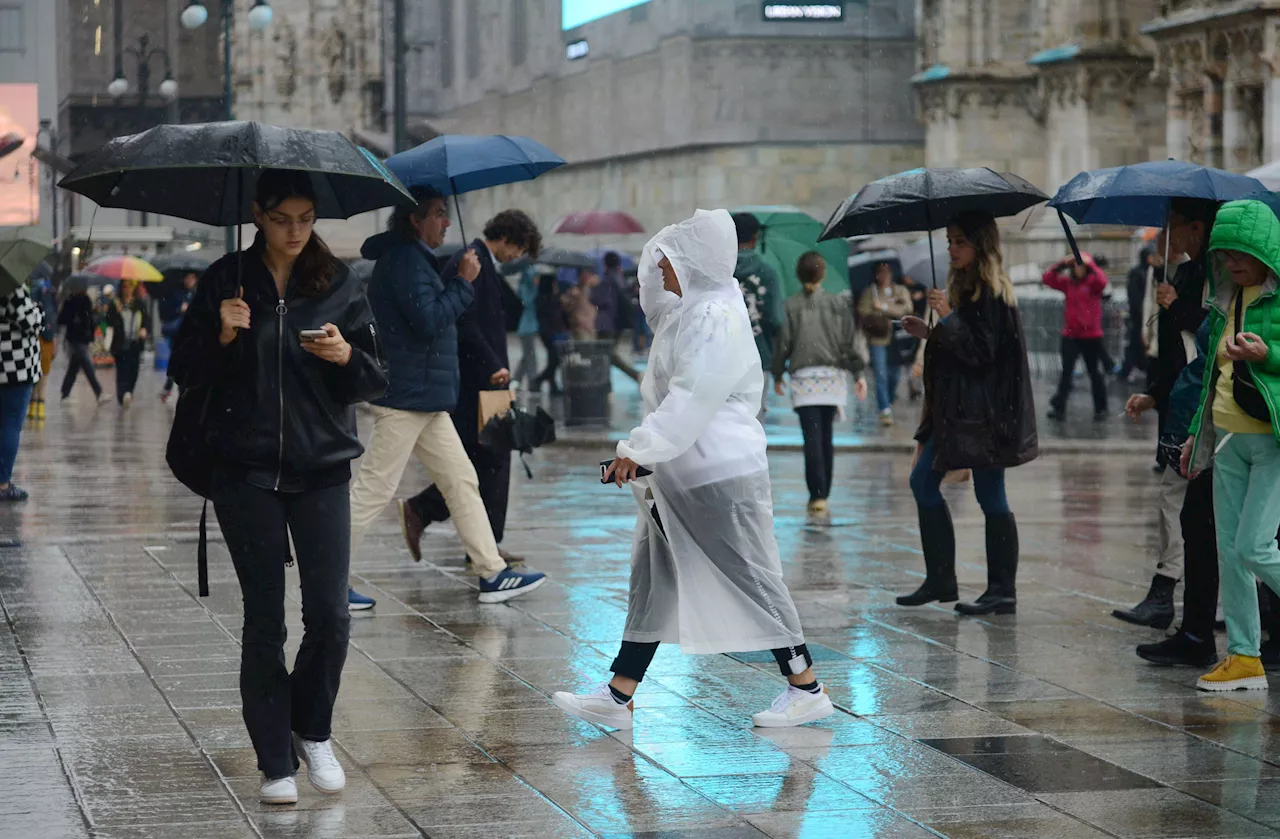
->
xmin=1048 ymin=160 xmax=1266 ymax=262
xmin=385 ymin=134 xmax=565 ymax=240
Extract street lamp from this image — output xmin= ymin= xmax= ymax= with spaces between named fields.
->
xmin=108 ymin=34 xmax=178 ymax=103
xmin=181 ymin=1 xmax=272 ymax=251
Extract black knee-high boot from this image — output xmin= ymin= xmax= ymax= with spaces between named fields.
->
xmin=956 ymin=513 xmax=1018 ymax=616
xmin=897 ymin=506 xmax=958 ymax=606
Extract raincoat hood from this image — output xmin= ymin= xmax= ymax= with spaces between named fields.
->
xmin=638 ymin=209 xmax=741 ymax=328
xmin=1207 ymin=199 xmax=1280 ymax=300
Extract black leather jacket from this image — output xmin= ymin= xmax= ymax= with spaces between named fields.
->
xmin=169 ymin=244 xmax=388 ymax=491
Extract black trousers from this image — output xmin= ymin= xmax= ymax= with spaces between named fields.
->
xmin=796 ymin=405 xmax=835 ymax=502
xmin=409 ymin=440 xmax=512 ymax=544
xmin=113 ymin=341 xmax=143 ymax=402
xmin=212 ymin=471 xmax=351 ymax=780
xmin=1052 ymin=337 xmax=1108 ymax=413
xmin=535 ymin=334 xmax=561 ymax=391
xmin=1179 ymin=468 xmax=1280 ymax=642
xmin=610 ymin=640 xmax=814 ymax=682
xmin=60 ymin=342 xmax=102 ymax=399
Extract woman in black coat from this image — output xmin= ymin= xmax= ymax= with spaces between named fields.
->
xmin=896 ymin=210 xmax=1038 ymax=616
xmin=168 ymin=169 xmax=387 ymax=806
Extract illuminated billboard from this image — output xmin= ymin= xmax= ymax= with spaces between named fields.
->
xmin=562 ymin=0 xmax=650 ymax=30
xmin=0 ymin=84 xmax=38 ymax=226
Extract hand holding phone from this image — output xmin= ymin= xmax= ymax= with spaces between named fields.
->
xmin=299 ymin=329 xmax=329 ymax=342
xmin=600 ymin=458 xmax=652 ymax=485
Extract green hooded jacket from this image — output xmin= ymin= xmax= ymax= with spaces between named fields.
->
xmin=734 ymin=250 xmax=784 ymax=368
xmin=1188 ymin=198 xmax=1280 ymax=474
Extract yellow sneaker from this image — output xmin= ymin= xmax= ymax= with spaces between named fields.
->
xmin=807 ymin=499 xmax=828 ymax=515
xmin=1197 ymin=655 xmax=1267 ymax=692
xmin=35 ymin=401 xmax=44 ymax=420
xmin=26 ymin=400 xmax=36 ymax=420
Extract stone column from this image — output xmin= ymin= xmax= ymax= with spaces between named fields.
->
xmin=1167 ymin=83 xmax=1188 ymax=162
xmin=1266 ymin=73 xmax=1280 ymax=164
xmin=1204 ymin=71 xmax=1224 ymax=169
xmin=1223 ymin=79 xmax=1243 ymax=170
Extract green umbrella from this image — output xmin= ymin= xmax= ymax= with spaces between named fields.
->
xmin=0 ymin=227 xmax=52 ymax=296
xmin=733 ymin=206 xmax=850 ymax=298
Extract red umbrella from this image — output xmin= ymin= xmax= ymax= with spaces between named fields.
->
xmin=553 ymin=210 xmax=645 ymax=236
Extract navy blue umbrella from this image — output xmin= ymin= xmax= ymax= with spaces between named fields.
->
xmin=385 ymin=135 xmax=565 ymax=240
xmin=1048 ymin=160 xmax=1266 ymax=262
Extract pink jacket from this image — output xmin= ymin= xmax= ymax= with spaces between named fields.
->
xmin=1043 ymin=259 xmax=1107 ymax=339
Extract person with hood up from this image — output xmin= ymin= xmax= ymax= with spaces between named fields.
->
xmin=895 ymin=210 xmax=1038 ymax=615
xmin=347 ymin=188 xmax=546 ymax=606
xmin=1043 ymin=253 xmax=1109 ymax=422
xmin=1179 ymin=198 xmax=1280 ymax=691
xmin=732 ymin=213 xmax=784 ymax=412
xmin=552 ymin=209 xmax=835 ymax=730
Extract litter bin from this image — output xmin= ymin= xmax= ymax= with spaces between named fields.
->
xmin=561 ymin=339 xmax=612 ymax=426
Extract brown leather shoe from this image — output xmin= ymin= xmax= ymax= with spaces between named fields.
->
xmin=397 ymin=499 xmax=425 ymax=562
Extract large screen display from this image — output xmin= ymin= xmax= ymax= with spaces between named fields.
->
xmin=562 ymin=0 xmax=650 ymax=30
xmin=0 ymin=84 xmax=38 ymax=226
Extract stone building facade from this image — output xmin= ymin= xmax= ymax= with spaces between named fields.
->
xmin=397 ymin=0 xmax=924 ymax=247
xmin=913 ymin=0 xmax=1168 ymax=267
xmin=1143 ymin=2 xmax=1280 ymax=173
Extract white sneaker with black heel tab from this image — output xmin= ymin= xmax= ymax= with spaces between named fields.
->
xmin=292 ymin=734 xmax=345 ymax=793
xmin=552 ymin=683 xmax=634 ymax=729
xmin=752 ymin=684 xmax=835 ymax=728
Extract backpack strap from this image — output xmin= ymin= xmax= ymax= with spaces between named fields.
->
xmin=197 ymin=499 xmax=209 ymax=597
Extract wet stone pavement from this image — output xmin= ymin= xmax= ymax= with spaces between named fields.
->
xmin=6 ymin=364 xmax=1280 ymax=838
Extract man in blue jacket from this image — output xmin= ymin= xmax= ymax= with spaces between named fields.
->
xmin=399 ymin=209 xmax=542 ymax=567
xmin=347 ymin=188 xmax=545 ymax=605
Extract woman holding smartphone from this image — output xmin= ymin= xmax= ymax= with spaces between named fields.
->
xmin=168 ymin=169 xmax=388 ymax=805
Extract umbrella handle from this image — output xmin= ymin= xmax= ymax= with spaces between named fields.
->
xmin=1057 ymin=210 xmax=1082 ymax=264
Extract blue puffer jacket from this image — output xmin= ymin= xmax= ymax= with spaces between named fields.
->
xmin=362 ymin=231 xmax=475 ymax=413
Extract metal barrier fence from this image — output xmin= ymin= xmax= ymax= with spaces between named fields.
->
xmin=1016 ymin=294 xmax=1128 ymax=380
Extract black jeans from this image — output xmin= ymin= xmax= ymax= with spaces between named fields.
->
xmin=212 ymin=471 xmax=351 ymax=780
xmin=610 ymin=640 xmax=814 ymax=682
xmin=535 ymin=334 xmax=561 ymax=392
xmin=796 ymin=405 xmax=835 ymax=502
xmin=60 ymin=341 xmax=102 ymax=399
xmin=113 ymin=341 xmax=144 ymax=402
xmin=1052 ymin=337 xmax=1108 ymax=414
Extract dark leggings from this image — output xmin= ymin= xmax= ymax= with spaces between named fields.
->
xmin=610 ymin=640 xmax=814 ymax=682
xmin=535 ymin=334 xmax=561 ymax=389
xmin=212 ymin=471 xmax=352 ymax=780
xmin=796 ymin=405 xmax=835 ymax=502
xmin=61 ymin=341 xmax=102 ymax=399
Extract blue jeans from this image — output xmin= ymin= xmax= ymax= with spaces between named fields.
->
xmin=0 ymin=383 xmax=33 ymax=484
xmin=910 ymin=433 xmax=1009 ymax=515
xmin=869 ymin=344 xmax=901 ymax=413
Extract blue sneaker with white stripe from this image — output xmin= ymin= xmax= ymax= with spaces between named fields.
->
xmin=347 ymin=587 xmax=376 ymax=612
xmin=478 ymin=568 xmax=546 ymax=603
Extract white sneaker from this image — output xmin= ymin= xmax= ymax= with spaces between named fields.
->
xmin=260 ymin=774 xmax=298 ymax=805
xmin=552 ymin=683 xmax=634 ymax=729
xmin=122 ymin=391 xmax=133 ymax=407
xmin=292 ymin=734 xmax=345 ymax=793
xmin=752 ymin=684 xmax=835 ymax=728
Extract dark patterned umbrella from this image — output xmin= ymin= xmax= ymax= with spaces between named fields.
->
xmin=58 ymin=121 xmax=414 ymax=225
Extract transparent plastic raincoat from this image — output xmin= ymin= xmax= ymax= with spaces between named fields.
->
xmin=616 ymin=209 xmax=806 ymax=654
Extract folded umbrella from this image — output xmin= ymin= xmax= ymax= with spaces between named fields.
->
xmin=553 ymin=211 xmax=645 ymax=236
xmin=0 ymin=227 xmax=52 ymax=296
xmin=819 ymin=167 xmax=1048 ymax=287
xmin=59 ymin=121 xmax=414 ymax=227
xmin=480 ymin=405 xmax=557 ymax=477
xmin=84 ymin=254 xmax=164 ymax=283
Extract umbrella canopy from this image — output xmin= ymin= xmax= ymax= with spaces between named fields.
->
xmin=1048 ymin=161 xmax=1266 ymax=228
xmin=583 ymin=246 xmax=636 ymax=276
xmin=553 ymin=211 xmax=645 ymax=236
xmin=819 ymin=167 xmax=1049 ymax=241
xmin=84 ymin=254 xmax=164 ymax=283
xmin=733 ymin=206 xmax=850 ymax=297
xmin=150 ymin=253 xmax=212 ymax=276
xmin=384 ymin=134 xmax=565 ymax=195
xmin=522 ymin=247 xmax=595 ymax=270
xmin=58 ymin=121 xmax=414 ymax=226
xmin=0 ymin=227 xmax=52 ymax=296
xmin=1248 ymin=161 xmax=1280 ymax=191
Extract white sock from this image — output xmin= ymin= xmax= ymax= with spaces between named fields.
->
xmin=483 ymin=572 xmax=502 ymax=583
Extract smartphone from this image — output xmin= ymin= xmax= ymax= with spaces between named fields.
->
xmin=299 ymin=329 xmax=328 ymax=342
xmin=600 ymin=459 xmax=653 ymax=483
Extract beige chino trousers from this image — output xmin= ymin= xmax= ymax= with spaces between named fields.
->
xmin=349 ymin=405 xmax=505 ymax=577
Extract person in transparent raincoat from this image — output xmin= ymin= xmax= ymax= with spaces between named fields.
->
xmin=551 ymin=209 xmax=836 ymax=730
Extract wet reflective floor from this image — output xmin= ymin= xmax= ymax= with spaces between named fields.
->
xmin=4 ymin=363 xmax=1279 ymax=838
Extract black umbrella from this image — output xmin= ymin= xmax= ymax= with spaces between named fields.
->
xmin=819 ymin=167 xmax=1049 ymax=286
xmin=151 ymin=253 xmax=212 ymax=275
xmin=508 ymin=247 xmax=595 ymax=272
xmin=480 ymin=406 xmax=556 ymax=477
xmin=58 ymin=121 xmax=414 ymax=226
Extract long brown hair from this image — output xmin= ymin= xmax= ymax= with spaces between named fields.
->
xmin=253 ymin=169 xmax=338 ymax=298
xmin=946 ymin=210 xmax=1015 ymax=308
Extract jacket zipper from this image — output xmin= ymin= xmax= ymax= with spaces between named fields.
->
xmin=274 ymin=297 xmax=287 ymax=491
